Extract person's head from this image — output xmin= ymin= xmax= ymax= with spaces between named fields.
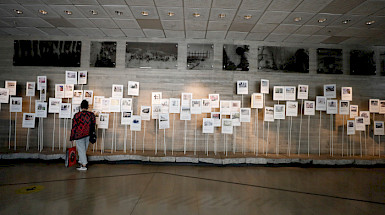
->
xmin=81 ymin=100 xmax=89 ymax=110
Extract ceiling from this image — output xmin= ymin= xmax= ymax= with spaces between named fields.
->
xmin=1 ymin=0 xmax=385 ymax=46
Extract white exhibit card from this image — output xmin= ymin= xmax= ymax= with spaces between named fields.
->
xmin=181 ymin=93 xmax=192 ymax=107
xmin=10 ymin=97 xmax=22 ymax=113
xmin=360 ymin=111 xmax=370 ymax=125
xmin=297 ymin=85 xmax=309 ymax=100
xmin=37 ymin=76 xmax=47 ymax=90
xmin=231 ymin=112 xmax=241 ymax=126
xmin=237 ymin=80 xmax=248 ymax=95
xmin=209 ymin=94 xmax=220 ymax=108
xmin=202 ymin=118 xmax=214 ymax=134
xmin=180 ymin=106 xmax=191 ymax=120
xmin=286 ymin=101 xmax=298 ymax=117
xmin=264 ymin=107 xmax=274 ymax=122
xmin=160 ymin=99 xmax=169 ymax=113
xmin=93 ymin=96 xmax=104 ymax=111
xmin=72 ymin=104 xmax=81 ymax=119
xmin=40 ymin=86 xmax=47 ymax=102
xmin=152 ymin=92 xmax=162 ymax=105
xmin=191 ymin=99 xmax=202 ymax=114
xmin=65 ymin=71 xmax=77 ymax=85
xmin=274 ymin=105 xmax=285 ymax=120
xmin=131 ymin=116 xmax=142 ymax=131
xmin=26 ymin=82 xmax=35 ymax=97
xmin=339 ymin=101 xmax=350 ymax=115
xmin=141 ymin=106 xmax=151 ymax=121
xmin=316 ymin=96 xmax=327 ymax=111
xmin=211 ymin=112 xmax=221 ymax=127
xmin=94 ymin=111 xmax=101 ymax=126
xmin=169 ymin=98 xmax=181 ymax=113
xmin=110 ymin=98 xmax=121 ymax=113
xmin=159 ymin=113 xmax=170 ymax=129
xmin=83 ymin=90 xmax=93 ymax=105
xmin=78 ymin=71 xmax=87 ymax=85
xmin=369 ymin=99 xmax=380 ymax=113
xmin=0 ymin=88 xmax=9 ymax=103
xmin=202 ymin=99 xmax=211 ymax=113
xmin=59 ymin=103 xmax=71 ymax=119
xmin=112 ymin=84 xmax=123 ymax=99
xmin=222 ymin=119 xmax=233 ymax=134
xmin=101 ymin=98 xmax=111 ymax=113
xmin=121 ymin=111 xmax=132 ymax=125
xmin=6 ymin=80 xmax=17 ymax=96
xmin=285 ymin=86 xmax=296 ymax=101
xmin=152 ymin=104 xmax=162 ymax=119
xmin=341 ymin=87 xmax=352 ymax=101
xmin=35 ymin=101 xmax=47 ymax=118
xmin=127 ymin=81 xmax=139 ymax=96
xmin=374 ymin=121 xmax=385 ymax=136
xmin=261 ymin=79 xmax=269 ymax=94
xmin=324 ymin=84 xmax=336 ymax=98
xmin=55 ymin=84 xmax=65 ymax=99
xmin=64 ymin=84 xmax=74 ymax=98
xmin=98 ymin=114 xmax=109 ymax=129
xmin=273 ymin=86 xmax=285 ymax=101
xmin=240 ymin=108 xmax=251 ymax=122
xmin=72 ymin=90 xmax=83 ymax=105
xmin=220 ymin=100 xmax=231 ymax=115
xmin=347 ymin=120 xmax=355 ymax=135
xmin=326 ymin=100 xmax=338 ymax=114
xmin=48 ymin=98 xmax=61 ymax=113
xmin=251 ymin=93 xmax=264 ymax=109
xmin=355 ymin=117 xmax=365 ymax=131
xmin=22 ymin=113 xmax=35 ymax=128
xmin=350 ymin=105 xmax=358 ymax=119
xmin=231 ymin=100 xmax=241 ymax=113
xmin=380 ymin=100 xmax=385 ymax=114
xmin=121 ymin=98 xmax=132 ymax=112
xmin=304 ymin=101 xmax=315 ymax=116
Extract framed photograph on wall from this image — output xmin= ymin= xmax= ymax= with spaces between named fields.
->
xmin=187 ymin=44 xmax=213 ymax=70
xmin=90 ymin=41 xmax=116 ymax=68
xmin=317 ymin=48 xmax=343 ymax=74
xmin=223 ymin=44 xmax=249 ymax=71
xmin=350 ymin=50 xmax=375 ymax=75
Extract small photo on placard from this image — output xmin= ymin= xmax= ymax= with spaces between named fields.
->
xmin=0 ymin=88 xmax=10 ymax=103
xmin=169 ymin=98 xmax=181 ymax=114
xmin=316 ymin=96 xmax=327 ymax=111
xmin=141 ymin=106 xmax=151 ymax=121
xmin=273 ymin=86 xmax=285 ymax=101
xmin=49 ymin=98 xmax=61 ymax=114
xmin=202 ymin=118 xmax=214 ymax=134
xmin=10 ymin=97 xmax=22 ymax=113
xmin=222 ymin=119 xmax=233 ymax=134
xmin=209 ymin=94 xmax=219 ymax=108
xmin=324 ymin=84 xmax=336 ymax=98
xmin=22 ymin=113 xmax=35 ymax=128
xmin=369 ymin=99 xmax=380 ymax=113
xmin=202 ymin=99 xmax=211 ymax=113
xmin=304 ymin=101 xmax=315 ymax=116
xmin=37 ymin=76 xmax=46 ymax=90
xmin=83 ymin=90 xmax=93 ymax=105
xmin=355 ymin=117 xmax=365 ymax=131
xmin=128 ymin=81 xmax=139 ymax=96
xmin=339 ymin=101 xmax=350 ymax=115
xmin=152 ymin=92 xmax=162 ymax=105
xmin=112 ymin=84 xmax=123 ymax=98
xmin=347 ymin=120 xmax=355 ymax=135
xmin=286 ymin=101 xmax=298 ymax=117
xmin=55 ymin=84 xmax=65 ymax=99
xmin=261 ymin=79 xmax=269 ymax=94
xmin=326 ymin=100 xmax=338 ymax=114
xmin=251 ymin=93 xmax=264 ymax=109
xmin=5 ymin=81 xmax=17 ymax=96
xmin=341 ymin=87 xmax=352 ymax=101
xmin=78 ymin=71 xmax=87 ymax=85
xmin=237 ymin=80 xmax=248 ymax=95
xmin=350 ymin=105 xmax=358 ymax=119
xmin=26 ymin=82 xmax=35 ymax=97
xmin=110 ymin=98 xmax=121 ymax=113
xmin=274 ymin=105 xmax=285 ymax=120
xmin=231 ymin=101 xmax=241 ymax=113
xmin=285 ymin=86 xmax=296 ymax=101
xmin=297 ymin=85 xmax=308 ymax=100
xmin=65 ymin=71 xmax=77 ymax=85
xmin=264 ymin=106 xmax=274 ymax=122
xmin=374 ymin=121 xmax=384 ymax=136
xmin=360 ymin=111 xmax=370 ymax=125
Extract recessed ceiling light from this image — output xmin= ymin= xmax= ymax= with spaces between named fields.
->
xmin=342 ymin=19 xmax=351 ymax=24
xmin=318 ymin=18 xmax=327 ymax=23
xmin=193 ymin=12 xmax=200 ymax=17
xmin=64 ymin=10 xmax=72 ymax=15
xmin=13 ymin=9 xmax=23 ymax=14
xmin=168 ymin=12 xmax=175 ymax=17
xmin=219 ymin=13 xmax=226 ymax=18
xmin=293 ymin=17 xmax=302 ymax=22
xmin=115 ymin=11 xmax=123 ymax=16
xmin=366 ymin=20 xmax=375 ymax=25
xmin=141 ymin=11 xmax=149 ymax=16
xmin=244 ymin=15 xmax=252 ymax=20
xmin=39 ymin=10 xmax=48 ymax=15
xmin=90 ymin=10 xmax=98 ymax=15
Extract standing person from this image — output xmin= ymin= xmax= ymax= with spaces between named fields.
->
xmin=70 ymin=100 xmax=96 ymax=171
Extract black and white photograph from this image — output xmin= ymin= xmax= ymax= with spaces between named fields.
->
xmin=35 ymin=101 xmax=47 ymax=118
xmin=65 ymin=71 xmax=77 ymax=85
xmin=187 ymin=44 xmax=214 ymax=70
xmin=339 ymin=101 xmax=350 ymax=115
xmin=355 ymin=117 xmax=365 ymax=131
xmin=14 ymin=40 xmax=81 ymax=67
xmin=191 ymin=99 xmax=202 ymax=114
xmin=350 ymin=50 xmax=376 ymax=75
xmin=159 ymin=113 xmax=170 ymax=130
xmin=221 ymin=119 xmax=233 ymax=134
xmin=90 ymin=41 xmax=116 ymax=68
xmin=231 ymin=112 xmax=241 ymax=126
xmin=347 ymin=120 xmax=355 ymax=135
xmin=160 ymin=99 xmax=169 ymax=113
xmin=285 ymin=86 xmax=296 ymax=101
xmin=273 ymin=86 xmax=285 ymax=101
xmin=152 ymin=104 xmax=162 ymax=120
xmin=48 ymin=98 xmax=61 ymax=114
xmin=327 ymin=100 xmax=338 ymax=114
xmin=98 ymin=114 xmax=109 ymax=129
xmin=202 ymin=99 xmax=211 ymax=113
xmin=261 ymin=79 xmax=269 ymax=94
xmin=152 ymin=92 xmax=162 ymax=105
xmin=223 ymin=45 xmax=249 ymax=71
xmin=180 ymin=106 xmax=191 ymax=121
xmin=286 ymin=101 xmax=298 ymax=117
xmin=126 ymin=42 xmax=177 ymax=69
xmin=121 ymin=98 xmax=132 ymax=112
xmin=317 ymin=48 xmax=343 ymax=74
xmin=112 ymin=85 xmax=123 ymax=99
xmin=169 ymin=98 xmax=180 ymax=114
xmin=258 ymin=46 xmax=309 ymax=73
xmin=59 ymin=103 xmax=71 ymax=119
xmin=360 ymin=111 xmax=370 ymax=125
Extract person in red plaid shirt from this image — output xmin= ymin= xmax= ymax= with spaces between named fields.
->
xmin=70 ymin=100 xmax=96 ymax=171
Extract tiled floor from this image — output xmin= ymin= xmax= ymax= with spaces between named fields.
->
xmin=0 ymin=162 xmax=384 ymax=215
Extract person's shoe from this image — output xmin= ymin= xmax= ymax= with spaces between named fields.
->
xmin=76 ymin=166 xmax=87 ymax=171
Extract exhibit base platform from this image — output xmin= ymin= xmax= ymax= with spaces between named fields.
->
xmin=1 ymin=147 xmax=385 ymax=166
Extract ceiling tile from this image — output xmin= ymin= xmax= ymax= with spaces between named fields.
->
xmin=0 ymin=0 xmax=17 ymax=3
xmin=113 ymin=18 xmax=140 ymax=29
xmin=100 ymin=28 xmax=125 ymax=37
xmin=251 ymin=23 xmax=277 ymax=33
xmin=89 ymin=18 xmax=118 ymax=28
xmin=143 ymin=29 xmax=165 ymax=37
xmin=38 ymin=27 xmax=67 ymax=35
xmin=164 ymin=30 xmax=185 ymax=38
xmin=42 ymin=0 xmax=72 ymax=4
xmin=258 ymin=11 xmax=290 ymax=24
xmin=303 ymin=35 xmax=330 ymax=43
xmin=186 ymin=30 xmax=205 ymax=38
xmin=315 ymin=26 xmax=346 ymax=36
xmin=264 ymin=33 xmax=289 ymax=42
xmin=295 ymin=0 xmax=333 ymax=13
xmin=305 ymin=13 xmax=341 ymax=26
xmin=184 ymin=8 xmax=210 ymax=20
xmin=121 ymin=28 xmax=145 ymax=37
xmin=66 ymin=18 xmax=96 ymax=28
xmin=154 ymin=0 xmax=183 ymax=7
xmin=23 ymin=4 xmax=61 ymax=18
xmin=184 ymin=0 xmax=212 ymax=8
xmin=185 ymin=20 xmax=207 ymax=31
xmin=209 ymin=8 xmax=237 ymax=22
xmin=233 ymin=10 xmax=263 ymax=23
xmin=245 ymin=32 xmax=269 ymax=41
xmin=161 ymin=20 xmax=184 ymax=30
xmin=321 ymin=36 xmax=350 ymax=44
xmin=228 ymin=23 xmax=254 ymax=32
xmin=1 ymin=4 xmax=37 ymax=17
xmin=319 ymin=0 xmax=366 ymax=14
xmin=0 ymin=8 xmax=13 ymax=17
xmin=294 ymin=25 xmax=324 ymax=35
xmin=44 ymin=17 xmax=76 ymax=27
xmin=69 ymin=0 xmax=99 ymax=5
xmin=339 ymin=37 xmax=369 ymax=45
xmin=206 ymin=31 xmax=226 ymax=39
xmin=329 ymin=14 xmax=364 ymax=27
xmin=282 ymin=12 xmax=315 ymax=25
xmin=350 ymin=1 xmax=385 ymax=16
xmin=207 ymin=21 xmax=231 ymax=31
xmin=0 ymin=27 xmax=28 ymax=35
xmin=157 ymin=7 xmax=183 ymax=20
xmin=130 ymin=6 xmax=159 ymax=19
xmin=17 ymin=27 xmax=47 ymax=35
xmin=2 ymin=17 xmax=54 ymax=27
xmin=212 ymin=0 xmax=241 ymax=9
xmin=137 ymin=19 xmax=163 ymax=30
xmin=15 ymin=0 xmax=44 ymax=4
xmin=267 ymin=0 xmax=302 ymax=12
xmin=284 ymin=34 xmax=309 ymax=43
xmin=103 ymin=5 xmax=134 ymax=19
xmin=374 ymin=7 xmax=385 ymax=16
xmin=76 ymin=5 xmax=110 ymax=18
xmin=272 ymin=24 xmax=300 ymax=34
xmin=350 ymin=15 xmax=385 ymax=29
xmin=0 ymin=20 xmax=11 ymax=27
xmin=49 ymin=5 xmax=86 ymax=18
xmin=58 ymin=27 xmax=87 ymax=36
xmin=240 ymin=0 xmax=272 ymax=11
xmin=125 ymin=0 xmax=154 ymax=6
xmin=226 ymin=31 xmax=248 ymax=40
xmin=98 ymin=0 xmax=127 ymax=5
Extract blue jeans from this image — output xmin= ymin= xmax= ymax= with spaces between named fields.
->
xmin=76 ymin=136 xmax=90 ymax=166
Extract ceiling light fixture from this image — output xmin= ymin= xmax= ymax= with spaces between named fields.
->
xmin=318 ymin=18 xmax=327 ymax=23
xmin=90 ymin=10 xmax=98 ymax=15
xmin=168 ymin=12 xmax=175 ymax=17
xmin=13 ymin=9 xmax=23 ymax=14
xmin=293 ymin=17 xmax=302 ymax=22
xmin=342 ymin=19 xmax=351 ymax=24
xmin=366 ymin=20 xmax=375 ymax=25
xmin=219 ymin=13 xmax=226 ymax=18
xmin=141 ymin=11 xmax=149 ymax=16
xmin=193 ymin=12 xmax=200 ymax=17
xmin=115 ymin=11 xmax=123 ymax=16
xmin=64 ymin=10 xmax=72 ymax=15
xmin=244 ymin=15 xmax=252 ymax=20
xmin=39 ymin=10 xmax=48 ymax=15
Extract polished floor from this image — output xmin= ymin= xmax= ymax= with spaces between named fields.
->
xmin=0 ymin=162 xmax=384 ymax=215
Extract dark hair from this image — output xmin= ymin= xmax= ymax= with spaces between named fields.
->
xmin=81 ymin=100 xmax=89 ymax=109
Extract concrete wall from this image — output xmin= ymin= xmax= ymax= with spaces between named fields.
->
xmin=0 ymin=35 xmax=384 ymax=155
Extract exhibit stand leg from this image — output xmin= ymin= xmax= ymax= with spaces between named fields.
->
xmin=353 ymin=134 xmax=355 ymax=156
xmin=289 ymin=116 xmax=293 ymax=156
xmin=143 ymin=121 xmax=146 ymax=153
xmin=115 ymin=113 xmax=118 ymax=152
xmin=63 ymin=118 xmax=66 ymax=152
xmin=256 ymin=109 xmax=259 ymax=155
xmin=214 ymin=130 xmax=217 ymax=155
xmin=379 ymin=136 xmax=381 ymax=158
xmin=172 ymin=114 xmax=175 ymax=155
xmin=365 ymin=125 xmax=367 ymax=156
xmin=319 ymin=111 xmax=322 ymax=156
xmin=135 ymin=131 xmax=137 ymax=154
xmin=27 ymin=97 xmax=32 ymax=151
xmin=266 ymin=122 xmax=270 ymax=156
xmin=130 ymin=129 xmax=133 ymax=152
xmin=111 ymin=113 xmax=115 ymax=154
xmin=225 ymin=134 xmax=228 ymax=156
xmin=102 ymin=129 xmax=105 ymax=154
xmin=330 ymin=115 xmax=332 ymax=156
xmin=163 ymin=129 xmax=166 ymax=155
xmin=287 ymin=118 xmax=290 ymax=155
xmin=254 ymin=109 xmax=257 ymax=154
xmin=14 ymin=113 xmax=17 ymax=151
xmin=262 ymin=120 xmax=265 ymax=154
xmin=373 ymin=113 xmax=375 ymax=156
xmin=52 ymin=113 xmax=55 ymax=151
xmin=342 ymin=115 xmax=344 ymax=156
xmin=206 ymin=133 xmax=209 ymax=156
xmin=332 ymin=114 xmax=334 ymax=157
xmin=124 ymin=125 xmax=127 ymax=153
xmin=299 ymin=99 xmax=304 ymax=153
xmin=194 ymin=115 xmax=197 ymax=155
xmin=243 ymin=123 xmax=246 ymax=155
xmin=360 ymin=132 xmax=362 ymax=157
xmin=307 ymin=115 xmax=310 ymax=157
xmin=276 ymin=119 xmax=280 ymax=156
xmin=183 ymin=120 xmax=187 ymax=154
xmin=233 ymin=127 xmax=236 ymax=154
xmin=155 ymin=120 xmax=158 ymax=155
xmin=8 ymin=112 xmax=11 ymax=150
xmin=223 ymin=133 xmax=225 ymax=154
xmin=58 ymin=118 xmax=61 ymax=150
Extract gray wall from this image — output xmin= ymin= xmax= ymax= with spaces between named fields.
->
xmin=1 ymin=35 xmax=384 ymax=155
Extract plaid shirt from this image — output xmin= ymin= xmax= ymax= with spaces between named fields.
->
xmin=70 ymin=111 xmax=96 ymax=141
